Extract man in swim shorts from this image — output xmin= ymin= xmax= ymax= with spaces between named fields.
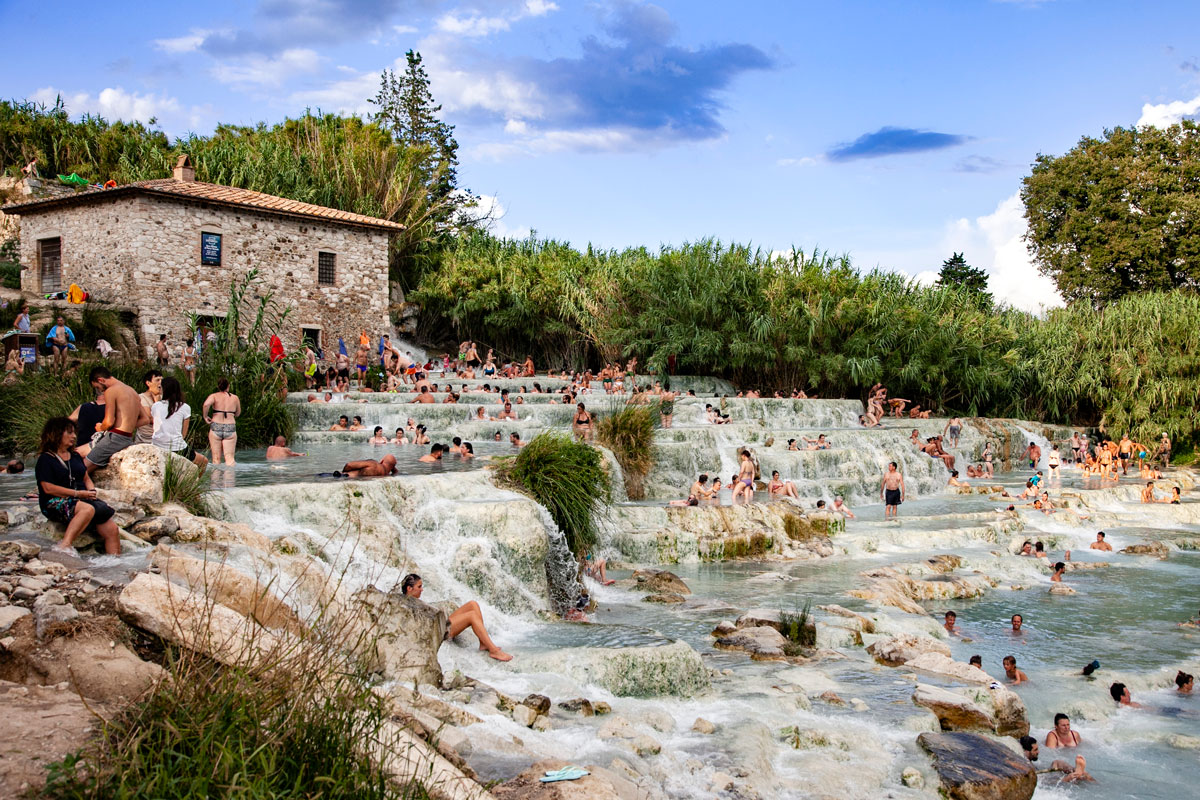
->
xmin=85 ymin=366 xmax=149 ymax=473
xmin=880 ymin=461 xmax=905 ymax=518
xmin=943 ymin=417 xmax=962 ymax=448
xmin=1118 ymin=434 xmax=1134 ymax=475
xmin=1021 ymin=441 xmax=1041 ymax=470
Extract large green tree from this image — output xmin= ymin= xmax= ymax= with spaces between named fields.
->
xmin=1021 ymin=120 xmax=1200 ymax=305
xmin=934 ymin=252 xmax=991 ymax=303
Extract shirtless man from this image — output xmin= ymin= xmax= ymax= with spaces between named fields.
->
xmin=1003 ymin=655 xmax=1029 ymax=684
xmin=348 ymin=416 xmax=364 ymax=431
xmin=496 ymin=402 xmax=518 ymax=421
xmin=881 ymin=462 xmax=905 ymax=518
xmin=155 ymin=334 xmax=171 ymax=366
xmin=85 ymin=366 xmax=149 ymax=474
xmin=1050 ymin=561 xmax=1066 ymax=582
xmin=353 ymin=342 xmax=371 ymax=388
xmin=339 ymin=454 xmax=398 ymax=477
xmin=1090 ymin=531 xmax=1113 ymax=551
xmin=509 ymin=432 xmax=526 ymax=448
xmin=412 ymin=385 xmax=436 ymax=404
xmin=266 ymin=436 xmax=305 ymax=459
xmin=1011 ymin=614 xmax=1024 ymax=633
xmin=733 ymin=449 xmax=756 ymax=503
xmin=947 ymin=470 xmax=969 ymax=487
xmin=943 ymin=610 xmax=959 ymax=635
xmin=944 ymin=417 xmax=963 ymax=448
xmin=1117 ymin=434 xmax=1135 ymax=475
xmin=1110 ymin=682 xmax=1144 ymax=708
xmin=832 ymin=495 xmax=855 ymax=518
xmin=522 ymin=355 xmax=535 ymax=377
xmin=1142 ymin=481 xmax=1158 ymax=503
xmin=330 ymin=415 xmax=350 ymax=431
xmin=690 ymin=474 xmax=713 ymax=501
xmin=1021 ymin=441 xmax=1042 ymax=470
xmin=1045 ymin=713 xmax=1080 ymax=748
xmin=418 ymin=444 xmax=444 ymax=463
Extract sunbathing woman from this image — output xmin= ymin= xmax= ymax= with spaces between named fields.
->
xmin=401 ymin=574 xmax=512 ymax=661
xmin=768 ymin=470 xmax=800 ymax=499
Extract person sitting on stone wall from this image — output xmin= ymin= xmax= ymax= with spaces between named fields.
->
xmin=401 ymin=573 xmax=512 ymax=661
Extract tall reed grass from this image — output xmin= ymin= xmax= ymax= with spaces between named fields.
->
xmin=595 ymin=402 xmax=658 ymax=500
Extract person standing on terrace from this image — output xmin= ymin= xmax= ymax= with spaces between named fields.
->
xmin=881 ymin=461 xmax=905 ymax=518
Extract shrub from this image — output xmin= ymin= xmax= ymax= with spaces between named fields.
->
xmin=779 ymin=601 xmax=816 ymax=656
xmin=42 ymin=649 xmax=431 ymax=800
xmin=493 ymin=432 xmax=609 ymax=556
xmin=594 ymin=401 xmax=658 ymax=500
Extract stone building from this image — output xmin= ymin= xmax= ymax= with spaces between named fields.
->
xmin=0 ymin=156 xmax=402 ymax=356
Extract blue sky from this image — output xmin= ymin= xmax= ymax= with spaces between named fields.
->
xmin=6 ymin=0 xmax=1200 ymax=310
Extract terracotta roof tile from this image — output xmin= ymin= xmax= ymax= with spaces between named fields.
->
xmin=1 ymin=178 xmax=405 ymax=231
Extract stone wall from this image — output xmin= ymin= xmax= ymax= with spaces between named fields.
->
xmin=13 ymin=193 xmax=390 ymax=356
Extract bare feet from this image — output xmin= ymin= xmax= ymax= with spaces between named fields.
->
xmin=603 ymin=579 xmax=616 ymax=586
xmin=487 ymin=647 xmax=513 ymax=662
xmin=52 ymin=544 xmax=75 ymax=554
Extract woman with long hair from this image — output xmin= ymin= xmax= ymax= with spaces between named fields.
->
xmin=151 ymin=376 xmax=208 ymax=472
xmin=36 ymin=417 xmax=120 ymax=554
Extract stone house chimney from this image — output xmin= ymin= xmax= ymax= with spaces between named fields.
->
xmin=173 ymin=154 xmax=195 ymax=182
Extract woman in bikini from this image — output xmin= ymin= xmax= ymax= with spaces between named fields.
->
xmin=767 ymin=470 xmax=799 ymax=499
xmin=202 ymin=378 xmax=241 ymax=465
xmin=1045 ymin=714 xmax=1081 ymax=748
xmin=572 ymin=403 xmax=593 ymax=441
xmin=182 ymin=339 xmax=198 ymax=384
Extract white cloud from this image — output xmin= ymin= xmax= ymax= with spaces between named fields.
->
xmin=392 ymin=24 xmax=418 ymax=34
xmin=1137 ymin=93 xmax=1200 ymax=127
xmin=290 ymin=71 xmax=379 ymax=116
xmin=939 ymin=192 xmax=1063 ymax=312
xmin=456 ymin=193 xmax=530 ymax=239
xmin=435 ymin=0 xmax=558 ymax=38
xmin=153 ymin=30 xmax=210 ymax=53
xmin=211 ymin=48 xmax=322 ymax=88
xmin=30 ymin=86 xmax=181 ymax=124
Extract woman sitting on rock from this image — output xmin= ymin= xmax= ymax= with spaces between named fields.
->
xmin=401 ymin=574 xmax=512 ymax=661
xmin=36 ymin=417 xmax=120 ymax=555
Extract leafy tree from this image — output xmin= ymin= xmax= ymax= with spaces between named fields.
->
xmin=1021 ymin=120 xmax=1200 ymax=305
xmin=371 ymin=50 xmax=459 ymax=200
xmin=935 ymin=252 xmax=990 ymax=303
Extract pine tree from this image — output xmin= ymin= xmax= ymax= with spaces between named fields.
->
xmin=371 ymin=50 xmax=459 ymax=199
xmin=935 ymin=252 xmax=991 ymax=304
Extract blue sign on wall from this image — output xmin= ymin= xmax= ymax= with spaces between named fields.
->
xmin=20 ymin=345 xmax=36 ymax=364
xmin=201 ymin=232 xmax=222 ymax=266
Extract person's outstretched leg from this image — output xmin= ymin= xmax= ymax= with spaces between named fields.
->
xmin=449 ymin=601 xmax=512 ymax=661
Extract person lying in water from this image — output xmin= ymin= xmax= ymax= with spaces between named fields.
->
xmin=338 ymin=454 xmax=398 ymax=477
xmin=401 ymin=573 xmax=512 ymax=661
xmin=265 ymin=435 xmax=305 ymax=459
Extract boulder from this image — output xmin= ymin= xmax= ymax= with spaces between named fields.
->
xmin=912 ymin=684 xmax=1028 ymax=737
xmin=558 ymin=698 xmax=594 ymax=716
xmin=918 ymin=731 xmax=1036 ymax=800
xmin=868 ymin=634 xmax=952 ymax=666
xmin=714 ymin=625 xmax=789 ymax=659
xmin=692 ymin=717 xmax=716 ymax=734
xmin=0 ymin=631 xmax=163 ymax=703
xmin=912 ymin=685 xmax=995 ymax=732
xmin=1048 ymin=585 xmax=1076 ymax=596
xmin=130 ymin=516 xmax=180 ymax=542
xmin=31 ymin=592 xmax=78 ymax=638
xmin=926 ymin=555 xmax=963 ymax=574
xmin=906 ymin=652 xmax=996 ymax=685
xmin=522 ymin=694 xmax=551 ymax=714
xmin=817 ymin=604 xmax=875 ymax=633
xmin=92 ymin=444 xmax=199 ymax=507
xmin=0 ymin=607 xmax=30 ymax=633
xmin=642 ymin=593 xmax=685 ymax=604
xmin=352 ymin=587 xmax=448 ymax=688
xmin=0 ymin=540 xmax=40 ymax=560
xmin=630 ymin=735 xmax=661 ymax=756
xmin=632 ymin=569 xmax=690 ymax=596
xmin=711 ymin=620 xmax=737 ymax=636
xmin=1121 ymin=541 xmax=1169 ymax=558
xmin=150 ymin=546 xmax=302 ymax=633
xmin=735 ymin=608 xmax=785 ymax=632
xmin=512 ymin=704 xmax=539 ymax=728
xmin=117 ymin=572 xmax=284 ymax=669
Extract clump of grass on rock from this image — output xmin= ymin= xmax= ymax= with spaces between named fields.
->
xmin=493 ymin=432 xmax=609 ymax=556
xmin=595 ymin=401 xmax=657 ymax=500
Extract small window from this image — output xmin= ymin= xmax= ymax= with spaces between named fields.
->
xmin=301 ymin=327 xmax=322 ymax=351
xmin=318 ymin=251 xmax=336 ymax=286
xmin=200 ymin=232 xmax=222 ymax=266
